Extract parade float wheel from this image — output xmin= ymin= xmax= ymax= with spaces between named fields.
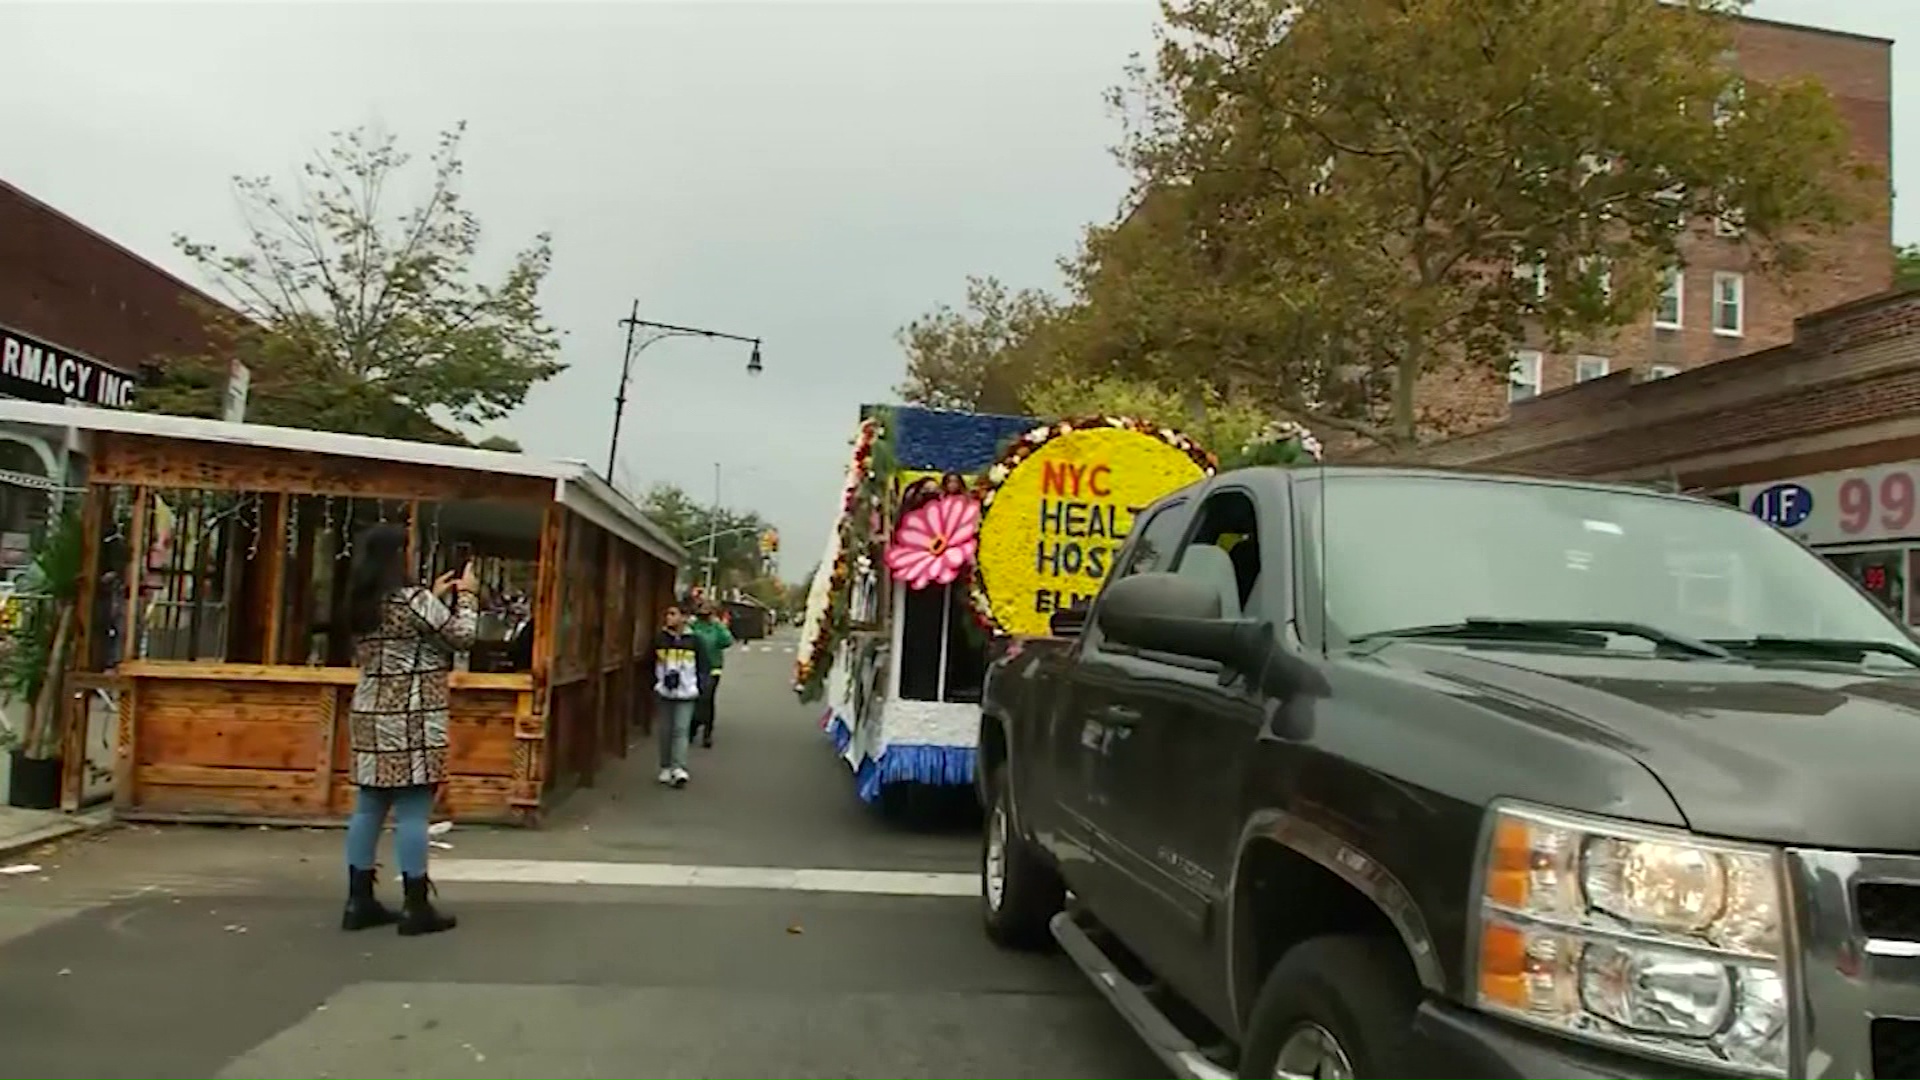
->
xmin=980 ymin=765 xmax=1064 ymax=951
xmin=1239 ymin=936 xmax=1421 ymax=1079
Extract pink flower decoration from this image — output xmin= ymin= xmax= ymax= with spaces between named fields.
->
xmin=884 ymin=494 xmax=981 ymax=590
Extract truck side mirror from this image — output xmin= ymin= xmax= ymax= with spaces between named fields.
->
xmin=1097 ymin=572 xmax=1267 ymax=670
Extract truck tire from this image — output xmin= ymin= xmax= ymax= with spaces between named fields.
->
xmin=1238 ymin=935 xmax=1423 ymax=1079
xmin=980 ymin=765 xmax=1064 ymax=950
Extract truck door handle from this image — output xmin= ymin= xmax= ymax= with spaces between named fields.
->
xmin=1103 ymin=705 xmax=1143 ymax=726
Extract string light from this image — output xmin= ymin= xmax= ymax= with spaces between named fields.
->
xmin=245 ymin=492 xmax=262 ymax=561
xmin=286 ymin=496 xmax=301 ymax=556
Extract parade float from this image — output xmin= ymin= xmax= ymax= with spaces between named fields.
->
xmin=796 ymin=404 xmax=1261 ymax=809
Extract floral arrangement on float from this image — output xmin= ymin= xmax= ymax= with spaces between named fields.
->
xmin=1223 ymin=418 xmax=1324 ymax=469
xmin=967 ymin=415 xmax=1216 ymax=638
xmin=883 ymin=473 xmax=981 ymax=591
xmin=794 ymin=413 xmax=895 ymax=701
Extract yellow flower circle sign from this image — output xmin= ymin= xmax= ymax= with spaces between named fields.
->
xmin=973 ymin=420 xmax=1213 ymax=637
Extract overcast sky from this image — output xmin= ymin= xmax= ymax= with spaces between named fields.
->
xmin=1 ymin=1 xmax=1909 ymax=579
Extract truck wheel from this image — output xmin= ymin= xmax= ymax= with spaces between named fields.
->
xmin=980 ymin=765 xmax=1064 ymax=950
xmin=1239 ymin=935 xmax=1421 ymax=1079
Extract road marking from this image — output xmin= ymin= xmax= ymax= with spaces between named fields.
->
xmin=430 ymin=858 xmax=977 ymax=897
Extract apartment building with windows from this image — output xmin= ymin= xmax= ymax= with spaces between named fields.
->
xmin=1496 ymin=16 xmax=1892 ymax=412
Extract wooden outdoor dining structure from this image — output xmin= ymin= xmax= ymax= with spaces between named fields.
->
xmin=0 ymin=399 xmax=682 ymax=825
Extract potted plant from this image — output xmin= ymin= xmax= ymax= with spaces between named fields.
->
xmin=1 ymin=505 xmax=82 ymax=809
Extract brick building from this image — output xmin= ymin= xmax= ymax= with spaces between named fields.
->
xmin=0 ymin=177 xmax=231 ymax=409
xmin=1463 ymin=16 xmax=1894 ymax=427
xmin=0 ymin=178 xmax=240 ymax=574
xmin=1409 ymin=285 xmax=1920 ymax=624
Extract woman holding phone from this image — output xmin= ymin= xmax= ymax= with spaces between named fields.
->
xmin=339 ymin=523 xmax=476 ymax=936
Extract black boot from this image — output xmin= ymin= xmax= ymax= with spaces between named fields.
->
xmin=341 ymin=867 xmax=399 ymax=931
xmin=397 ymin=874 xmax=458 ymax=936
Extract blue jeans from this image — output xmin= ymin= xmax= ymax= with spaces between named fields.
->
xmin=345 ymin=784 xmax=435 ymax=878
xmin=657 ymin=698 xmax=695 ymax=770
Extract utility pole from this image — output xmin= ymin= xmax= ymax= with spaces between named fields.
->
xmin=607 ymin=300 xmax=641 ymax=477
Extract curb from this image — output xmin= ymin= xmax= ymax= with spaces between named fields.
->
xmin=0 ymin=808 xmax=115 ymax=862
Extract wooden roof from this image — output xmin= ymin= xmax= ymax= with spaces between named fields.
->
xmin=0 ymin=399 xmax=683 ymax=566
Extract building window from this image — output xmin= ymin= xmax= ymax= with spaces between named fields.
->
xmin=1575 ymin=355 xmax=1610 ymax=382
xmin=1655 ymin=270 xmax=1684 ymax=329
xmin=1514 ymin=259 xmax=1547 ymax=300
xmin=1509 ymin=349 xmax=1543 ymax=402
xmin=1576 ymin=255 xmax=1613 ymax=296
xmin=1647 ymin=363 xmax=1681 ymax=380
xmin=1712 ymin=271 xmax=1744 ymax=337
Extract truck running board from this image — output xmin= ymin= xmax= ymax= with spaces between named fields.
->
xmin=1048 ymin=912 xmax=1234 ymax=1080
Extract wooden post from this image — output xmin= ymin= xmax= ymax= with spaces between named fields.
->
xmin=260 ymin=494 xmax=291 ymax=666
xmin=114 ymin=486 xmax=149 ymax=814
xmin=405 ymin=499 xmax=420 ymax=575
xmin=315 ymin=683 xmax=338 ymax=815
xmin=60 ymin=486 xmax=109 ymax=809
xmin=284 ymin=503 xmax=316 ymax=665
xmin=122 ymin=487 xmax=148 ymax=662
xmin=513 ymin=505 xmax=565 ymax=812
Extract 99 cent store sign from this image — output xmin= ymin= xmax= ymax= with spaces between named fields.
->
xmin=1742 ymin=463 xmax=1920 ymax=547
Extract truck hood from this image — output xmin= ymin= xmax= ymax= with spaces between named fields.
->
xmin=1377 ymin=643 xmax=1920 ymax=852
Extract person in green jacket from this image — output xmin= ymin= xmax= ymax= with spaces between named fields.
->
xmin=689 ymin=600 xmax=734 ymax=748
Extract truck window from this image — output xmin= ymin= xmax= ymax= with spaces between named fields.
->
xmin=1113 ymin=500 xmax=1189 ymax=581
xmin=1174 ymin=490 xmax=1264 ymax=620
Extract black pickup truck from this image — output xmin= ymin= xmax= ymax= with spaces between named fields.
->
xmin=976 ymin=465 xmax=1920 ymax=1080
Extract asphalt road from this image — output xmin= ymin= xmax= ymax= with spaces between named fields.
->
xmin=0 ymin=632 xmax=1164 ymax=1079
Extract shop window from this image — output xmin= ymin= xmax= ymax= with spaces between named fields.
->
xmin=1825 ymin=549 xmax=1904 ymax=622
xmin=1907 ymin=550 xmax=1920 ymax=629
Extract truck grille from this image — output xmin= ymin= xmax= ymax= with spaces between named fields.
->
xmin=1790 ymin=850 xmax=1920 ymax=1078
xmin=1873 ymin=1019 xmax=1920 ymax=1079
xmin=1858 ymin=883 xmax=1920 ymax=941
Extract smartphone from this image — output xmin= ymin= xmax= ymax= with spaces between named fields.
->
xmin=449 ymin=543 xmax=474 ymax=586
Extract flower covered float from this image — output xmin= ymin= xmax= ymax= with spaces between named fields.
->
xmin=969 ymin=415 xmax=1217 ymax=638
xmin=884 ymin=492 xmax=981 ymax=590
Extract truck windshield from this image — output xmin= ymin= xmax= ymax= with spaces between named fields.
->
xmin=1297 ymin=474 xmax=1913 ymax=655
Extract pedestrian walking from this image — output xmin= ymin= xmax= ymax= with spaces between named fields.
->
xmin=689 ymin=599 xmax=734 ymax=748
xmin=652 ymin=602 xmax=707 ymax=787
xmin=339 ymin=524 xmax=474 ymax=936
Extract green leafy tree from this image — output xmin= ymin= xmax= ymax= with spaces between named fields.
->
xmin=639 ymin=483 xmax=774 ymax=591
xmin=1021 ymin=373 xmax=1272 ymax=460
xmin=895 ymin=276 xmax=1062 ymax=413
xmin=146 ymin=123 xmax=565 ymax=437
xmin=474 ymin=434 xmax=523 ymax=452
xmin=1090 ymin=0 xmax=1874 ymax=449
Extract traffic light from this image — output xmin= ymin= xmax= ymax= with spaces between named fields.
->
xmin=759 ymin=529 xmax=779 ymax=555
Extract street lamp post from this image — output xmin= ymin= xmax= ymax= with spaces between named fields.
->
xmin=606 ymin=300 xmax=764 ymax=479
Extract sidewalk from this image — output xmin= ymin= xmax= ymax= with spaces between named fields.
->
xmin=0 ymin=805 xmax=111 ymax=863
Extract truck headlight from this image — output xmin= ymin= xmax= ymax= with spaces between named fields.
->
xmin=1472 ymin=804 xmax=1789 ymax=1076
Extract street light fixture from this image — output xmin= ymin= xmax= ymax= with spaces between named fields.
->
xmin=606 ymin=301 xmax=765 ymax=478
